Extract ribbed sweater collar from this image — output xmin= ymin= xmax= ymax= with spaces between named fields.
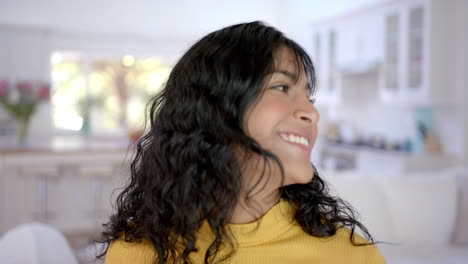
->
xmin=226 ymin=199 xmax=296 ymax=246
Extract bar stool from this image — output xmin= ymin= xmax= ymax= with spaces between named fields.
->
xmin=79 ymin=164 xmax=114 ymax=227
xmin=20 ymin=165 xmax=59 ymax=222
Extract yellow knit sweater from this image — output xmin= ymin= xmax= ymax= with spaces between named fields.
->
xmin=105 ymin=199 xmax=385 ymax=263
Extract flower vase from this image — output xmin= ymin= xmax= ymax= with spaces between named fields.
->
xmin=16 ymin=119 xmax=29 ymax=145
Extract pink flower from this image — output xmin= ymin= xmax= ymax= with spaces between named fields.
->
xmin=16 ymin=81 xmax=33 ymax=95
xmin=37 ymin=82 xmax=51 ymax=100
xmin=0 ymin=80 xmax=8 ymax=97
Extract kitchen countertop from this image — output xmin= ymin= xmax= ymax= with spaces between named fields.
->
xmin=0 ymin=136 xmax=135 ymax=155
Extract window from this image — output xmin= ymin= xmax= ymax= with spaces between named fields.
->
xmin=51 ymin=53 xmax=171 ymax=136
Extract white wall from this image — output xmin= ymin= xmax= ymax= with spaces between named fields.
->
xmin=0 ymin=25 xmax=53 ymax=140
xmin=279 ymin=0 xmax=389 ymax=54
xmin=455 ymin=0 xmax=468 ymax=165
xmin=49 ymin=32 xmax=189 ymax=66
xmin=1 ymin=0 xmax=465 ymax=160
xmin=0 ymin=0 xmax=284 ymax=141
xmin=0 ymin=0 xmax=391 ymax=55
xmin=0 ymin=0 xmax=388 ymax=140
xmin=0 ymin=25 xmax=193 ymax=141
xmin=0 ymin=0 xmax=283 ymax=39
xmin=0 ymin=26 xmax=51 ymax=80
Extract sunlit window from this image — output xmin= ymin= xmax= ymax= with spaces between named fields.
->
xmin=51 ymin=52 xmax=171 ymax=136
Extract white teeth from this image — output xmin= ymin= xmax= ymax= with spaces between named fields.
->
xmin=281 ymin=134 xmax=309 ymax=147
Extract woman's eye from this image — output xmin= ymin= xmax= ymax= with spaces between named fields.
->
xmin=309 ymin=97 xmax=317 ymax=104
xmin=273 ymin=85 xmax=289 ymax=92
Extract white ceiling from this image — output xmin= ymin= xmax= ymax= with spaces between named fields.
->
xmin=0 ymin=0 xmax=388 ymax=39
xmin=0 ymin=0 xmax=282 ymax=39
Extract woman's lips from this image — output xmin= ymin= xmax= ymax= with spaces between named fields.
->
xmin=278 ymin=132 xmax=312 ymax=152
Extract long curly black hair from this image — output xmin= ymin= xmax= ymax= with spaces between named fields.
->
xmin=99 ymin=21 xmax=374 ymax=264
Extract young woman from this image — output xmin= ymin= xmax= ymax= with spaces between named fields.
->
xmin=100 ymin=21 xmax=385 ymax=264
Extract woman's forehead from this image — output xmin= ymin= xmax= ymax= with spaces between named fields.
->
xmin=272 ymin=46 xmax=303 ymax=75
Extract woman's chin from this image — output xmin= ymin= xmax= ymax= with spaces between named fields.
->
xmin=283 ymin=167 xmax=314 ymax=186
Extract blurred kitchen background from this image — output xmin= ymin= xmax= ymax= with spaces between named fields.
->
xmin=0 ymin=0 xmax=467 ymax=263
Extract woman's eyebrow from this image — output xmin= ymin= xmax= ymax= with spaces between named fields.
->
xmin=270 ymin=70 xmax=297 ymax=80
xmin=269 ymin=70 xmax=311 ymax=94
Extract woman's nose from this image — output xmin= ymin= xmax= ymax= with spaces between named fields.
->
xmin=294 ymin=98 xmax=320 ymax=125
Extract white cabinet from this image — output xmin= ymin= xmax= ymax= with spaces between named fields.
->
xmin=335 ymin=14 xmax=383 ymax=68
xmin=312 ymin=25 xmax=341 ymax=105
xmin=379 ymin=0 xmax=457 ymax=105
xmin=311 ymin=11 xmax=383 ymax=106
xmin=311 ymin=0 xmax=458 ymax=107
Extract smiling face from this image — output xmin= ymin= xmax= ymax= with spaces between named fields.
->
xmin=244 ymin=46 xmax=319 ymax=187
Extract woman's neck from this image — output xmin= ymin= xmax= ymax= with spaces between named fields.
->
xmin=228 ymin=189 xmax=281 ymax=224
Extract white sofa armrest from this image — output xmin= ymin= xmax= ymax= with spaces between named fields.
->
xmin=324 ymin=171 xmax=397 ymax=243
xmin=376 ymin=171 xmax=458 ymax=245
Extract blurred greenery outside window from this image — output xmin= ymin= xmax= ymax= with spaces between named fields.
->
xmin=51 ymin=52 xmax=170 ymax=137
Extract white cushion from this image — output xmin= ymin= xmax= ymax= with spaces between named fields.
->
xmin=376 ymin=172 xmax=458 ymax=245
xmin=452 ymin=167 xmax=468 ymax=244
xmin=323 ymin=171 xmax=397 ymax=243
xmin=378 ymin=244 xmax=468 ymax=264
xmin=0 ymin=222 xmax=78 ymax=264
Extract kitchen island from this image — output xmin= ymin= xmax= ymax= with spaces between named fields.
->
xmin=0 ymin=136 xmax=134 ymax=235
